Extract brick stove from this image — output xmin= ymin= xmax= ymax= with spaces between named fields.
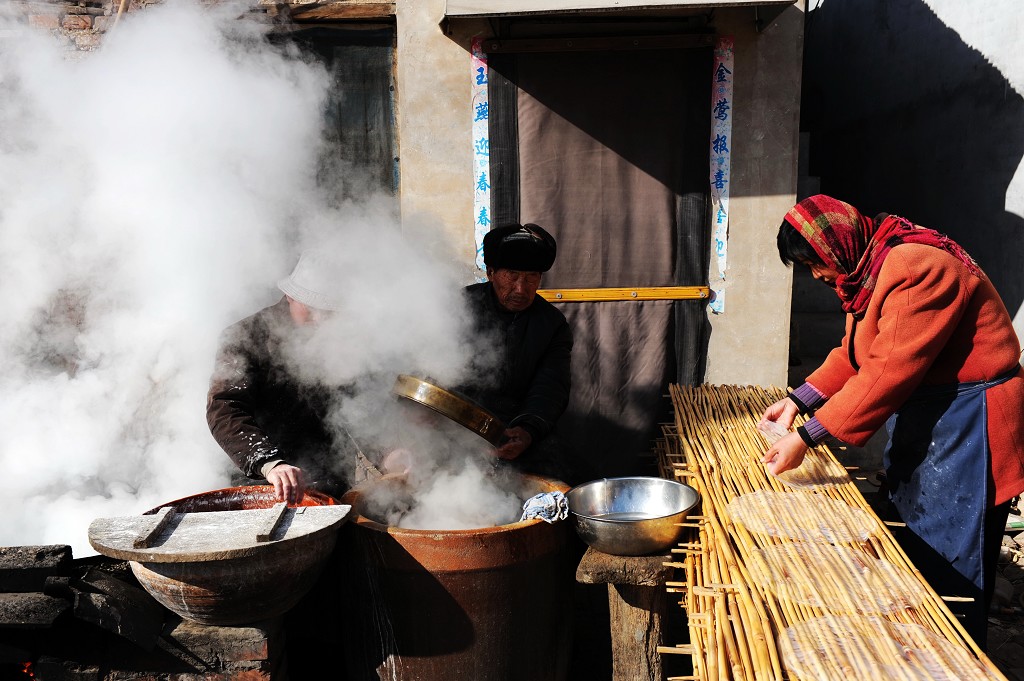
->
xmin=0 ymin=546 xmax=287 ymax=680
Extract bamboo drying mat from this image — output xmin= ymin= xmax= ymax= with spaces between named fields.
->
xmin=655 ymin=383 xmax=1006 ymax=681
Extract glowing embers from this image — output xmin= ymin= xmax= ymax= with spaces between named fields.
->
xmin=726 ymin=490 xmax=878 ymax=544
xmin=779 ymin=615 xmax=1001 ymax=681
xmin=747 ymin=542 xmax=926 ymax=614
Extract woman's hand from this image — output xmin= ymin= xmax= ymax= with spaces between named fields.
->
xmin=761 ymin=432 xmax=808 ymax=475
xmin=760 ymin=397 xmax=800 ymax=430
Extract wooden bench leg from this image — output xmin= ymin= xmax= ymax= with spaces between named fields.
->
xmin=608 ymin=583 xmax=666 ymax=681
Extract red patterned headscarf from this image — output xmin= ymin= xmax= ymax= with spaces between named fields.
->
xmin=784 ymin=195 xmax=981 ymax=318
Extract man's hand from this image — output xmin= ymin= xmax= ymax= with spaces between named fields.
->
xmin=761 ymin=432 xmax=808 ymax=475
xmin=493 ymin=426 xmax=533 ymax=460
xmin=381 ymin=448 xmax=413 ymax=476
xmin=759 ymin=397 xmax=800 ymax=430
xmin=266 ymin=463 xmax=306 ymax=504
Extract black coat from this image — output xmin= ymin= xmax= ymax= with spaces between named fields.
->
xmin=206 ymin=299 xmax=346 ymax=485
xmin=461 ymin=282 xmax=572 ymax=442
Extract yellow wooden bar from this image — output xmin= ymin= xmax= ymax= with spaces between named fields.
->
xmin=537 ymin=286 xmax=710 ymax=302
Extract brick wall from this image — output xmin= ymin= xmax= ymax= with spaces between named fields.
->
xmin=6 ymin=0 xmax=163 ymax=51
xmin=4 ymin=0 xmax=388 ymax=53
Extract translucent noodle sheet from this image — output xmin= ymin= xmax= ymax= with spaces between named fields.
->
xmin=726 ymin=489 xmax=878 ymax=544
xmin=780 ymin=615 xmax=1002 ymax=681
xmin=747 ymin=542 xmax=927 ymax=614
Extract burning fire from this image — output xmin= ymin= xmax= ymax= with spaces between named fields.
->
xmin=20 ymin=662 xmax=34 ymax=678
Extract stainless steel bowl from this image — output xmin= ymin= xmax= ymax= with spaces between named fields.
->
xmin=566 ymin=477 xmax=700 ymax=556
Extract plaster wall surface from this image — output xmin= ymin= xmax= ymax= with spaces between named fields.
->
xmin=395 ymin=0 xmax=482 ymax=267
xmin=701 ymin=5 xmax=804 ymax=388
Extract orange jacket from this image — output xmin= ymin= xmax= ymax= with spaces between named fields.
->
xmin=806 ymin=244 xmax=1024 ymax=505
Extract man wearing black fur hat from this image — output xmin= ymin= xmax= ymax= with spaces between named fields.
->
xmin=461 ymin=223 xmax=575 ymax=483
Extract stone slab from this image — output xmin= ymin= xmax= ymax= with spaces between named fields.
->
xmin=164 ymin=616 xmax=281 ymax=664
xmin=0 ymin=592 xmax=70 ymax=628
xmin=0 ymin=546 xmax=72 ymax=593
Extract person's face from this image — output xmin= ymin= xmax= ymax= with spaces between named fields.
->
xmin=488 ymin=268 xmax=542 ymax=312
xmin=286 ymin=296 xmax=331 ymax=326
xmin=802 ymin=260 xmax=842 ymax=288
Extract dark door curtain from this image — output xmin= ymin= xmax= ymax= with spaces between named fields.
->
xmin=491 ymin=47 xmax=712 ymax=479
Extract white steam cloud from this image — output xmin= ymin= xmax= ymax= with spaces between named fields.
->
xmin=0 ymin=1 xmax=498 ymax=556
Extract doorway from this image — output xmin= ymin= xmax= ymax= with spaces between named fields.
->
xmin=488 ymin=41 xmax=713 ymax=478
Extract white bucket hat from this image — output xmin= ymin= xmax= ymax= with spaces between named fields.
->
xmin=277 ymin=251 xmax=344 ymax=312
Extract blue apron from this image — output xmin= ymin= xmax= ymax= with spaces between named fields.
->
xmin=883 ymin=368 xmax=1016 ymax=639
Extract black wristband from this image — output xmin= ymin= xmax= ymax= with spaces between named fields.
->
xmin=796 ymin=425 xmax=816 ymax=448
xmin=787 ymin=392 xmax=809 ymax=415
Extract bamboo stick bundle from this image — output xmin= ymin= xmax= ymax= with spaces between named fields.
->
xmin=663 ymin=418 xmax=787 ymax=679
xmin=663 ymin=387 xmax=888 ymax=675
xmin=671 ymin=382 xmax=942 ymax=602
xmin=701 ymin=499 xmax=750 ymax=681
xmin=656 ymin=383 xmax=1006 ymax=681
xmin=664 ymin=448 xmax=732 ymax=679
xmin=679 ymin=385 xmax=999 ymax=675
xmin=674 ymin=424 xmax=804 ymax=678
xmin=704 ymin=507 xmax=783 ymax=680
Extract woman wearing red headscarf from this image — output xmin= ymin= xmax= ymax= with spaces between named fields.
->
xmin=760 ymin=194 xmax=1024 ymax=648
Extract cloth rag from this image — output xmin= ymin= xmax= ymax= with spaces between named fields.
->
xmin=520 ymin=491 xmax=568 ymax=523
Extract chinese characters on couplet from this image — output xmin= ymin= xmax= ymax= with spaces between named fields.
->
xmin=475 ymin=101 xmax=489 ymax=122
xmin=708 ymin=36 xmax=734 ymax=315
xmin=713 ymin=169 xmax=728 ymax=192
xmin=712 ymin=133 xmax=729 ymax=155
xmin=471 ymin=37 xmax=492 ymax=274
xmin=713 ymin=98 xmax=730 ymax=122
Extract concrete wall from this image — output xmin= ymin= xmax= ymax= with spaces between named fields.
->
xmin=399 ymin=3 xmax=806 ymax=389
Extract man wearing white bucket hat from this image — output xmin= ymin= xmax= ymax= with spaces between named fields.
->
xmin=206 ymin=252 xmax=349 ymax=504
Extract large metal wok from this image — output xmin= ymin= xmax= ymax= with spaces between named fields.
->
xmin=392 ymin=374 xmax=507 ymax=446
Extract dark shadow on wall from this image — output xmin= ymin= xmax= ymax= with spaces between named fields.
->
xmin=799 ymin=0 xmax=1024 ymax=317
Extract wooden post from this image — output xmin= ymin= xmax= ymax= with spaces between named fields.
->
xmin=576 ymin=547 xmax=674 ymax=681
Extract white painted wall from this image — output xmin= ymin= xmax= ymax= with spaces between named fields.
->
xmin=922 ymin=0 xmax=1024 ymax=339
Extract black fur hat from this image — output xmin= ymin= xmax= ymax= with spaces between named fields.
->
xmin=482 ymin=223 xmax=557 ymax=272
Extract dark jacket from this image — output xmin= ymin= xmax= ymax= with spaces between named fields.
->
xmin=461 ymin=282 xmax=572 ymax=442
xmin=206 ymin=299 xmax=345 ymax=484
